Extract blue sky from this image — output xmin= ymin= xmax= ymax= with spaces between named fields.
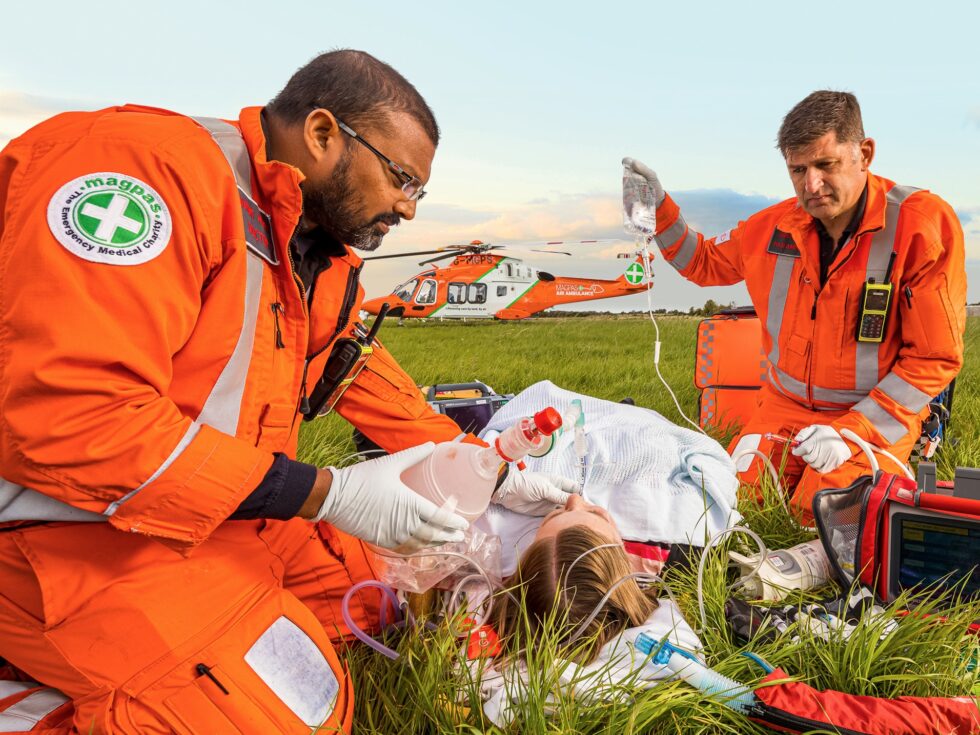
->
xmin=2 ymin=0 xmax=978 ymax=309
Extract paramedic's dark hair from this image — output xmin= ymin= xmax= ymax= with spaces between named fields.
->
xmin=267 ymin=49 xmax=440 ymax=145
xmin=777 ymin=90 xmax=864 ymax=156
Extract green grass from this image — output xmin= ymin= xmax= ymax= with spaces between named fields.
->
xmin=298 ymin=315 xmax=980 ymax=734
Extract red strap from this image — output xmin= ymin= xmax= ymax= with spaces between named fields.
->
xmin=624 ymin=540 xmax=671 ymax=562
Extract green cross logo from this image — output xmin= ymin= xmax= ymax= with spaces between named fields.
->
xmin=625 ymin=262 xmax=645 ymax=285
xmin=47 ymin=172 xmax=173 ymax=266
xmin=74 ymin=192 xmax=148 ymax=246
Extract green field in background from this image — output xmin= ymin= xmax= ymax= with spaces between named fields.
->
xmin=299 ymin=315 xmax=980 ymax=477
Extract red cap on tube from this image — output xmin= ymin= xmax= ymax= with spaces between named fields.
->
xmin=532 ymin=407 xmax=562 ymax=436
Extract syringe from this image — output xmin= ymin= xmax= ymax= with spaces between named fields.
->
xmin=763 ymin=432 xmax=800 ymax=448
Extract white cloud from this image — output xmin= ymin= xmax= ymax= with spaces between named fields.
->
xmin=0 ymin=90 xmax=99 ymax=148
xmin=958 ymin=206 xmax=980 ymax=263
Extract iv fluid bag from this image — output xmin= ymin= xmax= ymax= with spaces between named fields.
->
xmin=623 ymin=164 xmax=657 ymax=236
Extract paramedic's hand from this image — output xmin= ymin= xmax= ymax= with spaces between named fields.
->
xmin=622 ymin=157 xmax=666 ymax=209
xmin=492 ymin=470 xmax=578 ymax=516
xmin=313 ymin=443 xmax=468 ymax=552
xmin=791 ymin=425 xmax=852 ymax=474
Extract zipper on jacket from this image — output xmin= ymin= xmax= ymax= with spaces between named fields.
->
xmin=195 ymin=663 xmax=230 ymax=695
xmin=750 ymin=701 xmax=870 ymax=735
xmin=270 ymin=302 xmax=285 ymax=349
xmin=298 ymin=361 xmax=311 ymax=417
xmin=298 ymin=263 xmax=363 ymax=418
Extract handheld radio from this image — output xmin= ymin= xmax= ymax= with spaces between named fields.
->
xmin=856 ymin=252 xmax=896 ymax=343
xmin=303 ymin=303 xmax=389 ymax=420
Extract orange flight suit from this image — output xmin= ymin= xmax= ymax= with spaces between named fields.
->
xmin=654 ymin=173 xmax=965 ymax=520
xmin=0 ymin=106 xmax=470 ymax=732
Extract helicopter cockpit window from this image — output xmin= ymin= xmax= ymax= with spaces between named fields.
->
xmin=415 ymin=279 xmax=437 ymax=305
xmin=447 ymin=282 xmax=466 ymax=304
xmin=467 ymin=283 xmax=487 ymax=304
xmin=394 ymin=279 xmax=418 ymax=301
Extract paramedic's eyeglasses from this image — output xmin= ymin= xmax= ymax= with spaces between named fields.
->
xmin=336 ymin=119 xmax=427 ymax=202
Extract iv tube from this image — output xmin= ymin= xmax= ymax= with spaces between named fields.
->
xmin=568 ymin=399 xmax=587 ymax=490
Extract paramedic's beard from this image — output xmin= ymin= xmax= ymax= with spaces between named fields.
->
xmin=301 ymin=156 xmax=398 ymax=252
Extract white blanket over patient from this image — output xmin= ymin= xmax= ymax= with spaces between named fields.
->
xmin=477 ymin=381 xmax=740 ymax=568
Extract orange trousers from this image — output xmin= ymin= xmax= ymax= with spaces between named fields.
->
xmin=729 ymin=384 xmax=921 ymax=523
xmin=0 ymin=519 xmax=383 ymax=734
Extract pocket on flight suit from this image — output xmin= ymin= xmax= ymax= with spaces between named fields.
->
xmin=353 ymin=349 xmax=425 ymax=414
xmin=257 ymin=401 xmax=299 ymax=451
xmin=123 ymin=585 xmax=350 ymax=734
xmin=7 ymin=526 xmax=104 ymax=631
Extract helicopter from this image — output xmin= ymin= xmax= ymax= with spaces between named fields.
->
xmin=361 ymin=240 xmax=655 ymax=320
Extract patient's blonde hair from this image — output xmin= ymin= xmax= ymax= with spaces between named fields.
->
xmin=491 ymin=525 xmax=658 ymax=664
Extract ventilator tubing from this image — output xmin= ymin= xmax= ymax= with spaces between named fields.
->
xmin=635 ymin=634 xmax=756 ymax=714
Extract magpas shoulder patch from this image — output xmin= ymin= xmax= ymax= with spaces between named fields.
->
xmin=46 ymin=172 xmax=172 ymax=265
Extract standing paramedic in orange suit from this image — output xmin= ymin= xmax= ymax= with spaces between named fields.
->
xmin=0 ymin=50 xmax=573 ymax=733
xmin=624 ymin=90 xmax=965 ymax=521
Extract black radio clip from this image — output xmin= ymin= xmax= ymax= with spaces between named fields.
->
xmin=303 ymin=303 xmax=390 ymax=421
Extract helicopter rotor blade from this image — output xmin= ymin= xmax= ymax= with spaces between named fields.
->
xmin=418 ymin=252 xmax=465 ymax=266
xmin=362 ymin=247 xmax=465 ymax=261
xmin=529 ymin=249 xmax=572 ymax=256
xmin=494 ymin=238 xmax=624 ymax=249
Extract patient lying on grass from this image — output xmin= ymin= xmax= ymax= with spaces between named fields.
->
xmin=474 ymin=493 xmax=703 ymax=728
xmin=489 ymin=494 xmax=661 ymax=664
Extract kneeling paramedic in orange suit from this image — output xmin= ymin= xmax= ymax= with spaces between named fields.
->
xmin=623 ymin=90 xmax=965 ymax=522
xmin=0 ymin=50 xmax=573 ymax=734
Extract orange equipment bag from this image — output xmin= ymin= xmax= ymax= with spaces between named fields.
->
xmin=694 ymin=307 xmax=767 ymax=434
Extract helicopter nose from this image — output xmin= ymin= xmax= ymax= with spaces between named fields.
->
xmin=361 ymin=297 xmax=384 ymax=315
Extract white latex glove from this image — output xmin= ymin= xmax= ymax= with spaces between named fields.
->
xmin=492 ymin=469 xmax=578 ymax=516
xmin=314 ymin=442 xmax=468 ymax=552
xmin=622 ymin=157 xmax=666 ymax=235
xmin=791 ymin=425 xmax=852 ymax=474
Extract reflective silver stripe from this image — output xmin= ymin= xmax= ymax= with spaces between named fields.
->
xmin=854 ymin=185 xmax=919 ymax=391
xmin=853 ymin=396 xmax=909 ymax=444
xmin=672 ymin=229 xmax=699 ymax=271
xmin=769 ymin=366 xmax=866 ymax=410
xmin=106 ymin=118 xmax=267 ymax=516
xmin=0 ymin=682 xmax=36 ymax=698
xmin=654 ymin=215 xmax=686 ymax=250
xmin=812 ymin=385 xmax=869 ymax=405
xmin=769 ymin=364 xmax=806 ymax=401
xmin=877 ymin=371 xmax=931 ymax=412
xmin=765 ymin=255 xmax=796 ymax=366
xmin=655 ymin=214 xmax=698 ymax=271
xmin=0 ymin=689 xmax=69 ymax=732
xmin=192 ymin=116 xmax=255 ymax=200
xmin=0 ymin=478 xmax=103 ymax=523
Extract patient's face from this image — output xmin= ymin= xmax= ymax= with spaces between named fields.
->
xmin=533 ymin=494 xmax=622 ymax=544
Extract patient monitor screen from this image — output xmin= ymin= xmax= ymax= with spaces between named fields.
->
xmin=888 ymin=511 xmax=980 ymax=601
